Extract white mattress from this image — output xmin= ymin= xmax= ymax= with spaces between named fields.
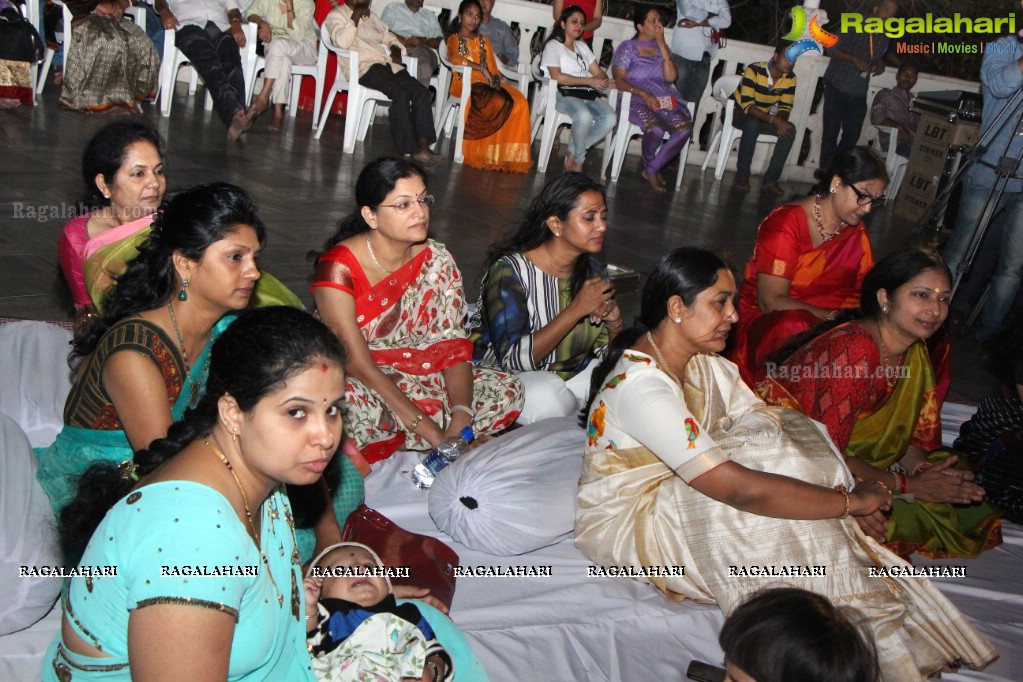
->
xmin=4 ymin=448 xmax=1022 ymax=681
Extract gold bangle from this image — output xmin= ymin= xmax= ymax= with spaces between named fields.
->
xmin=834 ymin=485 xmax=850 ymax=519
xmin=408 ymin=413 xmax=425 ymax=431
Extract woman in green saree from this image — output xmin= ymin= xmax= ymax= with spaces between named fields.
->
xmin=758 ymin=247 xmax=1002 ymax=559
xmin=37 ymin=184 xmax=267 ymax=515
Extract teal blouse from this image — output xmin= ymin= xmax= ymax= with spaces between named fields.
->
xmin=42 ymin=482 xmax=315 ymax=681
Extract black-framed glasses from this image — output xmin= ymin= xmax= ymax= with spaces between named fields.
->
xmin=847 ymin=184 xmax=886 ymax=207
xmin=378 ymin=195 xmax=435 ymax=211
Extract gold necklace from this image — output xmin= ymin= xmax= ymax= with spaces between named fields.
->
xmin=875 ymin=324 xmax=899 ymax=390
xmin=365 ymin=235 xmax=394 ymax=274
xmin=166 ymin=301 xmax=208 ymax=407
xmin=646 ymin=331 xmax=682 ymax=387
xmin=205 ymin=439 xmax=286 ymax=609
xmin=813 ymin=194 xmax=844 ymax=242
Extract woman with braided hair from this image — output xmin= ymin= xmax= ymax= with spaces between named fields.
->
xmin=36 ymin=183 xmax=264 ymax=516
xmin=45 ymin=307 xmax=344 ymax=681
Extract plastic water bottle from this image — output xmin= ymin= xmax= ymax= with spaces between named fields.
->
xmin=411 ymin=427 xmax=475 ymax=490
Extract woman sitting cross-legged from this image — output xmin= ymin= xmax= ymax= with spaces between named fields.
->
xmin=610 ymin=5 xmax=692 ymax=191
xmin=313 ymin=156 xmax=523 ymax=463
xmin=728 ymin=146 xmax=885 ymax=387
xmin=576 ymin=246 xmax=998 ymax=680
xmin=37 ymin=183 xmax=264 ymax=517
xmin=758 ymin=247 xmax=1003 ymax=559
xmin=471 ymin=172 xmax=621 ymax=423
xmin=445 ymin=0 xmax=532 ymax=173
xmin=43 ymin=307 xmax=345 ymax=681
xmin=540 ymin=6 xmax=616 ymax=173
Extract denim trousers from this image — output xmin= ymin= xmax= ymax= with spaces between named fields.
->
xmin=731 ymin=106 xmax=794 ymax=183
xmin=554 ymin=92 xmax=616 ymax=164
xmin=944 ymin=173 xmax=1023 ymax=339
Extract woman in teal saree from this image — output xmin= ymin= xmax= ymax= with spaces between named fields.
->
xmin=36 ymin=184 xmax=267 ymax=516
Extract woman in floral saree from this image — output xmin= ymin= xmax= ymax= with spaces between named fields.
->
xmin=728 ymin=146 xmax=883 ymax=387
xmin=313 ymin=157 xmax=523 ymax=463
xmin=445 ymin=0 xmax=532 ymax=173
xmin=758 ymin=248 xmax=1002 ymax=560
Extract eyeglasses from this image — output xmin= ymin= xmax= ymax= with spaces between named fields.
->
xmin=377 ymin=195 xmax=435 ymax=211
xmin=847 ymin=184 xmax=886 ymax=207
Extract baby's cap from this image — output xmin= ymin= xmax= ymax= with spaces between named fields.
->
xmin=306 ymin=541 xmax=392 ymax=591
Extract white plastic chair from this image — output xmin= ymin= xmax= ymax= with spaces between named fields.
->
xmin=529 ymin=53 xmax=613 ymax=175
xmin=244 ymin=25 xmax=329 ymax=129
xmin=605 ymin=92 xmax=694 ymax=191
xmin=35 ymin=0 xmax=146 ymax=97
xmin=701 ymin=73 xmax=779 ymax=180
xmin=435 ymin=39 xmax=530 ymax=164
xmin=22 ymin=0 xmax=51 ymax=100
xmin=876 ymin=125 xmax=909 ymax=198
xmin=161 ymin=22 xmax=257 ymax=117
xmin=314 ymin=28 xmax=418 ymax=152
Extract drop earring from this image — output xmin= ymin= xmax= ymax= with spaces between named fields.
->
xmin=178 ymin=279 xmax=190 ymax=302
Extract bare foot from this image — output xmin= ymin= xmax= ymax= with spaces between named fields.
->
xmin=248 ymin=99 xmax=268 ymax=119
xmin=565 ymin=153 xmax=582 ymax=172
xmin=412 ymin=149 xmax=445 ymax=167
xmin=227 ymin=108 xmax=254 ymax=141
xmin=642 ymin=169 xmax=666 ymax=191
xmin=734 ymin=177 xmax=751 ymax=192
xmin=267 ymin=116 xmax=283 ymax=132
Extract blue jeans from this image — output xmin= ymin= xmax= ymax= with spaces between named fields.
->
xmin=138 ymin=2 xmax=166 ymax=60
xmin=554 ymin=92 xmax=616 ymax=164
xmin=944 ymin=173 xmax=1023 ymax=339
xmin=671 ymin=52 xmax=710 ymax=117
xmin=731 ymin=106 xmax=794 ymax=183
xmin=820 ymin=81 xmax=867 ymax=171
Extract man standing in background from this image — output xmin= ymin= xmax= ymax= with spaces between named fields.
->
xmin=670 ymin=0 xmax=731 ymax=117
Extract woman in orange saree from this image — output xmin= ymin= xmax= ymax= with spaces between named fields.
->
xmin=728 ymin=146 xmax=882 ymax=387
xmin=445 ymin=0 xmax=532 ymax=173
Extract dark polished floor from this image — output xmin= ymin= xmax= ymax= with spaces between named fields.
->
xmin=0 ymin=82 xmax=996 ymax=400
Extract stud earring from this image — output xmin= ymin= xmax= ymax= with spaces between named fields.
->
xmin=830 ymin=187 xmax=836 ymax=194
xmin=178 ymin=279 xmax=190 ymax=302
xmin=554 ymin=232 xmax=561 ymax=238
xmin=881 ymin=306 xmax=889 ymax=314
xmin=673 ymin=317 xmax=682 ymax=324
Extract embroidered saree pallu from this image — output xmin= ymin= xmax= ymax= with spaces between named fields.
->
xmin=576 ymin=353 xmax=997 ymax=680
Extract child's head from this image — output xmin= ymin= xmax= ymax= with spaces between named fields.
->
xmin=719 ymin=588 xmax=880 ymax=682
xmin=309 ymin=542 xmax=391 ymax=607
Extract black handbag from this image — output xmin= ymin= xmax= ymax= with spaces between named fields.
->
xmin=557 ymin=85 xmax=601 ymax=100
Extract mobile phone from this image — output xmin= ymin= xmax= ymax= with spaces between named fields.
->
xmin=686 ymin=660 xmax=726 ymax=682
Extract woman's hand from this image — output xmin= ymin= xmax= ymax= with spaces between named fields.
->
xmin=392 ymin=584 xmax=448 ymax=614
xmin=591 ymin=75 xmax=611 ymax=91
xmin=849 ymin=480 xmax=892 ymax=516
xmin=638 ymin=90 xmax=659 ymax=111
xmin=652 ymin=22 xmax=667 ymax=46
xmin=570 ymin=277 xmax=615 ymax=320
xmin=443 ymin=408 xmax=472 ymax=440
xmin=854 ymin=509 xmax=889 ymax=543
xmin=908 ymin=456 xmax=986 ymax=504
xmin=590 ymin=297 xmax=621 ymax=327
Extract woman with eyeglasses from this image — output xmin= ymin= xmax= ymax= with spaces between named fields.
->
xmin=312 ymin=157 xmax=523 ymax=463
xmin=728 ymin=146 xmax=887 ymax=387
xmin=758 ymin=248 xmax=1002 ymax=560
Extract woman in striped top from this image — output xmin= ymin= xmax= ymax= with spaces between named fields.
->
xmin=472 ymin=172 xmax=623 ymax=423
